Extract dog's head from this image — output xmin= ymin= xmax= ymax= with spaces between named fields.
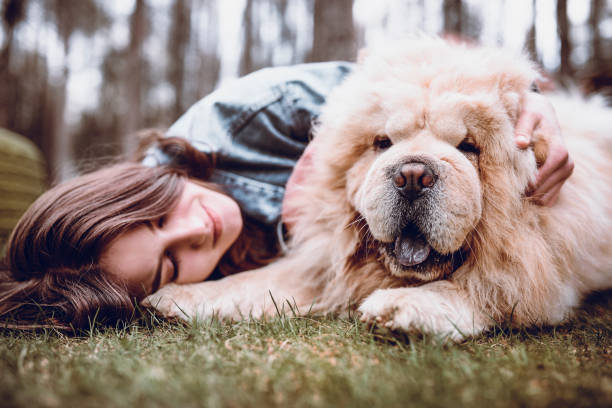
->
xmin=312 ymin=38 xmax=541 ymax=282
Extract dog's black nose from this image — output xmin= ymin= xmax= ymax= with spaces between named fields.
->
xmin=393 ymin=162 xmax=436 ymax=199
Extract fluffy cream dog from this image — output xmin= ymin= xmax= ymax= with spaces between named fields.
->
xmin=147 ymin=39 xmax=612 ymax=340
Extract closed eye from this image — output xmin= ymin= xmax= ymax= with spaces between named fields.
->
xmin=457 ymin=137 xmax=480 ymax=155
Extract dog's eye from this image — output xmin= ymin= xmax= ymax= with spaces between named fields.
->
xmin=457 ymin=137 xmax=480 ymax=155
xmin=373 ymin=135 xmax=392 ymax=151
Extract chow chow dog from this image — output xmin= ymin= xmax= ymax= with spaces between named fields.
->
xmin=147 ymin=38 xmax=612 ymax=340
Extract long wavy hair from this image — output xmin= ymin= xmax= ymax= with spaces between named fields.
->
xmin=0 ymin=133 xmax=279 ymax=330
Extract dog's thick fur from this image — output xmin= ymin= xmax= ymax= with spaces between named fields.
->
xmin=147 ymin=39 xmax=612 ymax=340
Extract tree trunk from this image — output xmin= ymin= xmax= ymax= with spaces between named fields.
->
xmin=50 ymin=26 xmax=71 ymax=181
xmin=167 ymin=0 xmax=191 ymax=120
xmin=194 ymin=0 xmax=220 ymax=99
xmin=556 ymin=0 xmax=572 ymax=77
xmin=239 ymin=0 xmax=255 ymax=75
xmin=0 ymin=0 xmax=28 ymax=128
xmin=122 ymin=0 xmax=147 ymax=156
xmin=275 ymin=0 xmax=297 ymax=63
xmin=308 ymin=0 xmax=355 ymax=62
xmin=51 ymin=66 xmax=70 ymax=181
xmin=589 ymin=0 xmax=603 ymax=62
xmin=525 ymin=0 xmax=537 ymax=63
xmin=443 ymin=0 xmax=462 ymax=35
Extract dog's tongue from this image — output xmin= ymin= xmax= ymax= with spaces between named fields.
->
xmin=395 ymin=227 xmax=431 ymax=267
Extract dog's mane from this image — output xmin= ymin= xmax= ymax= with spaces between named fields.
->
xmin=283 ymin=38 xmax=612 ymax=325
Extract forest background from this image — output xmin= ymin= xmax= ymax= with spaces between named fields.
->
xmin=1 ymin=0 xmax=610 ymax=183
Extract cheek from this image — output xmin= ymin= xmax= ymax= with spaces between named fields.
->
xmin=423 ymin=153 xmax=482 ymax=252
xmin=225 ymin=198 xmax=243 ymax=236
xmin=440 ymin=154 xmax=482 ymax=218
xmin=346 ymin=153 xmax=377 ymax=203
xmin=177 ymin=253 xmax=217 ymax=284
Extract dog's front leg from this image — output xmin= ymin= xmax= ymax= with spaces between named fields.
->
xmin=143 ymin=256 xmax=316 ymax=321
xmin=358 ymin=281 xmax=488 ymax=341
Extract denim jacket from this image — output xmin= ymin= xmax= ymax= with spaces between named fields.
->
xmin=144 ymin=62 xmax=354 ymax=230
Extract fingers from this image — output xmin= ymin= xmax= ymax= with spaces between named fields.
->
xmin=529 ymin=146 xmax=574 ymax=206
xmin=534 ymin=143 xmax=568 ymax=186
xmin=514 ymin=109 xmax=540 ymax=149
xmin=531 ymin=182 xmax=563 ymax=207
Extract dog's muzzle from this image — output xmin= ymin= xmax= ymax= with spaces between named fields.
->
xmin=392 ymin=161 xmax=437 ymax=201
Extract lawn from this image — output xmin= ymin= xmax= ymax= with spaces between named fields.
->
xmin=1 ymin=291 xmax=610 ymax=408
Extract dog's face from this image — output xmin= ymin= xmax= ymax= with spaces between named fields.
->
xmin=315 ymin=40 xmax=539 ymax=282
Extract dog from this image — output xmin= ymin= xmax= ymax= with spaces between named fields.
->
xmin=146 ymin=38 xmax=612 ymax=340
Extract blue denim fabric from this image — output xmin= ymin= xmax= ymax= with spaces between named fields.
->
xmin=143 ymin=62 xmax=354 ymax=228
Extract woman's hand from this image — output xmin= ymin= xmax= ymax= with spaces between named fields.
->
xmin=515 ymin=92 xmax=574 ymax=206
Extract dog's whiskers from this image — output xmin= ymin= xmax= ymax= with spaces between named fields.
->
xmin=345 ymin=214 xmax=366 ymax=230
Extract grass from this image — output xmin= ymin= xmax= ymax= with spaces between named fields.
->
xmin=1 ymin=292 xmax=610 ymax=408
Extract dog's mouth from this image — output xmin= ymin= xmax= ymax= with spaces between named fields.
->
xmin=381 ymin=223 xmax=467 ymax=281
xmin=394 ymin=224 xmax=431 ymax=267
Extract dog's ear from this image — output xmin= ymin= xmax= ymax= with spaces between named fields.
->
xmin=531 ymin=131 xmax=549 ymax=168
xmin=357 ymin=48 xmax=370 ymax=64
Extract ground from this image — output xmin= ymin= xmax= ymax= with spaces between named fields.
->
xmin=1 ymin=291 xmax=610 ymax=408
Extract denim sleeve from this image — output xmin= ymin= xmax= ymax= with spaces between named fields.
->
xmin=146 ymin=62 xmax=354 ymax=226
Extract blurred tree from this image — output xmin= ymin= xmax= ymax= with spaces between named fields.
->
xmin=0 ymin=0 xmax=28 ymax=131
xmin=0 ymin=0 xmax=27 ymax=75
xmin=556 ymin=0 xmax=572 ymax=78
xmin=167 ymin=0 xmax=192 ymax=120
xmin=122 ymin=0 xmax=149 ymax=155
xmin=581 ymin=0 xmax=612 ymax=102
xmin=189 ymin=0 xmax=220 ymax=101
xmin=42 ymin=0 xmax=109 ymax=180
xmin=240 ymin=0 xmax=274 ymax=75
xmin=3 ymin=0 xmax=612 ymax=184
xmin=442 ymin=0 xmax=480 ymax=40
xmin=525 ymin=0 xmax=538 ymax=62
xmin=72 ymin=47 xmax=133 ymax=170
xmin=274 ymin=0 xmax=298 ymax=64
xmin=239 ymin=0 xmax=255 ymax=74
xmin=443 ymin=0 xmax=462 ymax=34
xmin=308 ymin=0 xmax=356 ymax=62
xmin=589 ymin=0 xmax=603 ymax=63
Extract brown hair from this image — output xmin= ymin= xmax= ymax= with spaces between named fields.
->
xmin=0 ymin=134 xmax=279 ymax=330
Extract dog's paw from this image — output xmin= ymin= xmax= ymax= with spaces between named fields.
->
xmin=141 ymin=283 xmax=201 ymax=321
xmin=359 ymin=287 xmax=481 ymax=341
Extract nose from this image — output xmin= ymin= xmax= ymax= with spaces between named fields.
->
xmin=176 ymin=225 xmax=208 ymax=248
xmin=164 ymin=213 xmax=210 ymax=250
xmin=393 ymin=161 xmax=436 ymax=200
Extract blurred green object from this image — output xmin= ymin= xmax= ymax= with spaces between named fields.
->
xmin=0 ymin=128 xmax=47 ymax=256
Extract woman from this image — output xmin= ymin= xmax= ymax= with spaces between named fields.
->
xmin=0 ymin=62 xmax=573 ymax=329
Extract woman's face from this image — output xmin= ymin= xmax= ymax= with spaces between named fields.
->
xmin=100 ymin=181 xmax=243 ymax=295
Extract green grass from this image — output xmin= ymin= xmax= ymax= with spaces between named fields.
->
xmin=1 ymin=292 xmax=610 ymax=408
